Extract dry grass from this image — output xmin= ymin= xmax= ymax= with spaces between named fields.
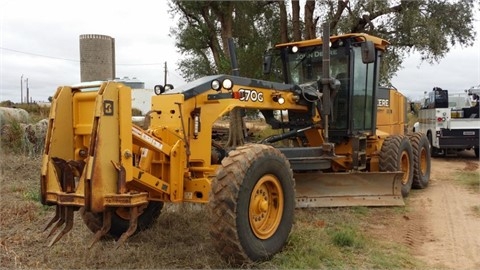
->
xmin=0 ymin=152 xmax=425 ymax=269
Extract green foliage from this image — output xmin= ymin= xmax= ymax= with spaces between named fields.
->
xmin=456 ymin=171 xmax=480 ymax=192
xmin=131 ymin=107 xmax=143 ymax=116
xmin=0 ymin=100 xmax=15 ymax=107
xmin=329 ymin=225 xmax=364 ymax=248
xmin=258 ymin=208 xmax=424 ymax=269
xmin=15 ymin=103 xmax=50 ymax=121
xmin=472 ymin=205 xmax=480 ymax=217
xmin=169 ymin=1 xmax=280 ymax=81
xmin=1 ymin=119 xmax=25 ymax=154
xmin=168 ymin=0 xmax=476 ymax=85
xmin=23 ymin=188 xmax=41 ymax=202
xmin=327 ymin=0 xmax=477 ymax=84
xmin=351 ymin=206 xmax=369 ymax=216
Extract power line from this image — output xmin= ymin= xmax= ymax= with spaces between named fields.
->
xmin=0 ymin=47 xmax=166 ymax=66
xmin=1 ymin=47 xmax=79 ymax=62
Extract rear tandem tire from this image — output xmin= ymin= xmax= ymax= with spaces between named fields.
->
xmin=209 ymin=144 xmax=295 ymax=265
xmin=80 ymin=202 xmax=164 ymax=238
xmin=407 ymin=132 xmax=431 ymax=189
xmin=380 ymin=135 xmax=414 ymax=197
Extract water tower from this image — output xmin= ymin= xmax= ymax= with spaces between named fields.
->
xmin=79 ymin=34 xmax=115 ymax=82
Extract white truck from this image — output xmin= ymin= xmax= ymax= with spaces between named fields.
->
xmin=415 ymin=87 xmax=479 ymax=158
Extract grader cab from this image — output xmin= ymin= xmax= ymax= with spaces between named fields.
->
xmin=40 ymin=27 xmax=430 ymax=264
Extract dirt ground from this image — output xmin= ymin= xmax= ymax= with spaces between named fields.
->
xmin=364 ymin=150 xmax=480 ymax=269
xmin=0 ymin=149 xmax=479 ymax=269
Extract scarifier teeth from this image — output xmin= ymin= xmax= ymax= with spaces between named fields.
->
xmin=46 ymin=206 xmax=66 ymax=238
xmin=48 ymin=207 xmax=74 ymax=247
xmin=45 ymin=206 xmax=76 ymax=247
xmin=114 ymin=206 xmax=139 ymax=249
xmin=89 ymin=210 xmax=112 ymax=248
xmin=43 ymin=206 xmax=60 ymax=232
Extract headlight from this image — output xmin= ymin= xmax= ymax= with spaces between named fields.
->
xmin=222 ymin=79 xmax=233 ymax=90
xmin=211 ymin=80 xmax=221 ymax=91
xmin=272 ymin=95 xmax=285 ymax=105
xmin=291 ymin=46 xmax=299 ymax=53
xmin=154 ymin=85 xmax=165 ymax=95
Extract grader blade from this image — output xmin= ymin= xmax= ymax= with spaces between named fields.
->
xmin=294 ymin=172 xmax=404 ymax=207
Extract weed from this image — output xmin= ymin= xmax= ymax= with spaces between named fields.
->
xmin=471 ymin=205 xmax=480 ymax=217
xmin=352 ymin=206 xmax=369 ymax=216
xmin=23 ymin=188 xmax=41 ymax=202
xmin=330 ymin=225 xmax=364 ymax=248
xmin=368 ymin=242 xmax=423 ymax=269
xmin=1 ymin=119 xmax=26 ymax=154
xmin=456 ymin=171 xmax=480 ymax=192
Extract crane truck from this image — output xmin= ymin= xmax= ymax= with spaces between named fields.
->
xmin=415 ymin=87 xmax=479 ymax=157
xmin=40 ymin=25 xmax=430 ymax=264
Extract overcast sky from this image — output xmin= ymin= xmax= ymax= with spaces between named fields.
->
xmin=1 ymin=0 xmax=479 ymax=103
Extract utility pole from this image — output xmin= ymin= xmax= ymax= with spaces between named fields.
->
xmin=20 ymin=74 xmax=24 ymax=104
xmin=164 ymin=61 xmax=167 ymax=85
xmin=26 ymin=78 xmax=29 ymax=104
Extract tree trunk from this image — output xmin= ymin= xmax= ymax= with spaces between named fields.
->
xmin=304 ymin=0 xmax=316 ymax=39
xmin=226 ymin=108 xmax=245 ymax=148
xmin=279 ymin=1 xmax=289 ymax=43
xmin=217 ymin=2 xmax=234 ymax=56
xmin=214 ymin=2 xmax=245 ymax=148
xmin=200 ymin=6 xmax=222 ymax=70
xmin=292 ymin=0 xmax=301 ymax=41
xmin=330 ymin=0 xmax=348 ymax=32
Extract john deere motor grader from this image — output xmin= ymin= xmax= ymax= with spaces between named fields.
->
xmin=40 ymin=26 xmax=430 ymax=264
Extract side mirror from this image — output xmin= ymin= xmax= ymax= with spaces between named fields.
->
xmin=263 ymin=54 xmax=272 ymax=74
xmin=361 ymin=41 xmax=375 ymax=64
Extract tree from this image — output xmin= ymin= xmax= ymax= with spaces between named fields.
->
xmin=169 ymin=1 xmax=281 ymax=147
xmin=285 ymin=0 xmax=477 ymax=83
xmin=171 ymin=0 xmax=476 ymax=85
xmin=169 ymin=1 xmax=280 ymax=80
xmin=168 ymin=0 xmax=476 ymax=144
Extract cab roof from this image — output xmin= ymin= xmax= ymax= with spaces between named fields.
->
xmin=275 ymin=33 xmax=390 ymax=51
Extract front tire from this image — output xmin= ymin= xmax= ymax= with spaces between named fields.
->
xmin=209 ymin=144 xmax=295 ymax=265
xmin=408 ymin=132 xmax=431 ymax=189
xmin=380 ymin=135 xmax=414 ymax=197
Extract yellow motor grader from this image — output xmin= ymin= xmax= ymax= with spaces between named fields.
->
xmin=40 ymin=27 xmax=430 ymax=264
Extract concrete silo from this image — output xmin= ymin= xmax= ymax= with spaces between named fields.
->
xmin=79 ymin=34 xmax=116 ymax=82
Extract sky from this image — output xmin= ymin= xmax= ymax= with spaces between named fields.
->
xmin=0 ymin=0 xmax=479 ymax=103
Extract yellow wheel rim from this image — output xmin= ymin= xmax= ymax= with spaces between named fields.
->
xmin=400 ymin=151 xmax=411 ymax=185
xmin=249 ymin=174 xmax=284 ymax=240
xmin=420 ymin=147 xmax=428 ymax=175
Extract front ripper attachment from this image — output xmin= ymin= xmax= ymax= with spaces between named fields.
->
xmin=43 ymin=157 xmax=84 ymax=246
